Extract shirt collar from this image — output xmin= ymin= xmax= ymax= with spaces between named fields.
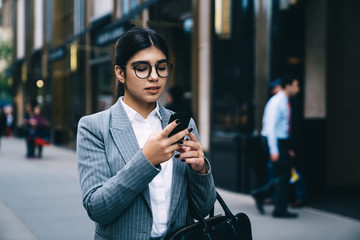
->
xmin=278 ymin=91 xmax=289 ymax=100
xmin=120 ymin=96 xmax=162 ymax=123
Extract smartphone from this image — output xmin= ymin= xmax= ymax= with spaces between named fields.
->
xmin=168 ymin=112 xmax=191 ymax=138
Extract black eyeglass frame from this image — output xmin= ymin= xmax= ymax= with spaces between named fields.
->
xmin=122 ymin=62 xmax=174 ymax=79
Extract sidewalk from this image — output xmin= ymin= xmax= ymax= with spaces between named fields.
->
xmin=0 ymin=137 xmax=360 ymax=240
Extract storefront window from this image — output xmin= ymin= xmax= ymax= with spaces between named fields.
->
xmin=91 ymin=0 xmax=113 ymax=21
xmin=211 ymin=0 xmax=254 ymax=134
xmin=94 ymin=62 xmax=113 ymax=112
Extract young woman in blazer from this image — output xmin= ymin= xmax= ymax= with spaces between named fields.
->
xmin=76 ymin=27 xmax=216 ymax=240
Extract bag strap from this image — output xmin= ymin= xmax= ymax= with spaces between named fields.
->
xmin=189 ymin=191 xmax=237 ymax=224
xmin=215 ymin=191 xmax=238 ymax=223
xmin=188 ymin=191 xmax=251 ymax=239
xmin=210 ymin=206 xmax=214 ymax=218
xmin=188 ymin=196 xmax=213 ymax=240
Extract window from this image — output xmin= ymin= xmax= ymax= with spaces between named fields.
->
xmin=16 ymin=0 xmax=25 ymax=59
xmin=91 ymin=0 xmax=113 ymax=21
xmin=34 ymin=0 xmax=43 ymax=50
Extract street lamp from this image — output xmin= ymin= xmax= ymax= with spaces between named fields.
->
xmin=36 ymin=79 xmax=44 ymax=88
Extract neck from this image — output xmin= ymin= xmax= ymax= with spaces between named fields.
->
xmin=281 ymin=90 xmax=290 ymax=98
xmin=122 ymin=96 xmax=156 ymax=119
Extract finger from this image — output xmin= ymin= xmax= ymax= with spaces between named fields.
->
xmin=184 ymin=146 xmax=192 ymax=152
xmin=181 ymin=158 xmax=201 ymax=163
xmin=187 ymin=131 xmax=199 ymax=142
xmin=180 ymin=158 xmax=204 ymax=169
xmin=177 ymin=148 xmax=185 ymax=153
xmin=177 ymin=146 xmax=191 ymax=153
xmin=181 ymin=141 xmax=204 ymax=157
xmin=180 ymin=140 xmax=199 ymax=150
xmin=168 ymin=128 xmax=190 ymax=144
xmin=161 ymin=119 xmax=180 ymax=138
xmin=175 ymin=150 xmax=200 ymax=159
xmin=168 ymin=142 xmax=186 ymax=153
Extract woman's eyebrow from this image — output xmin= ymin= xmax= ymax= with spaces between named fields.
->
xmin=157 ymin=59 xmax=168 ymax=63
xmin=131 ymin=60 xmax=149 ymax=67
xmin=130 ymin=59 xmax=168 ymax=66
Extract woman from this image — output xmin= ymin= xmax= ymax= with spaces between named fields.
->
xmin=27 ymin=105 xmax=49 ymax=158
xmin=77 ymin=27 xmax=216 ymax=240
xmin=33 ymin=105 xmax=49 ymax=158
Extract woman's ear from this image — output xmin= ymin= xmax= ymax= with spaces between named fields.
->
xmin=114 ymin=65 xmax=125 ymax=84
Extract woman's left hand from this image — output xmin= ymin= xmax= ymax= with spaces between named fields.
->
xmin=175 ymin=129 xmax=207 ymax=174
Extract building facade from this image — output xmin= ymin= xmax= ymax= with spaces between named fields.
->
xmin=4 ymin=0 xmax=360 ymax=195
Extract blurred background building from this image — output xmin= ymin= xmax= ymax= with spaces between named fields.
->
xmin=0 ymin=0 xmax=359 ymax=200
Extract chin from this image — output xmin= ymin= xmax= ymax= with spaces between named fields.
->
xmin=144 ymin=95 xmax=161 ymax=103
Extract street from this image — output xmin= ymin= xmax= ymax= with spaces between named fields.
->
xmin=0 ymin=137 xmax=359 ymax=240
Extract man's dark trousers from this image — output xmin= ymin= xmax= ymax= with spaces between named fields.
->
xmin=255 ymin=137 xmax=292 ymax=214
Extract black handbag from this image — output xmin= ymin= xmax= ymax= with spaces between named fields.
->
xmin=164 ymin=191 xmax=252 ymax=240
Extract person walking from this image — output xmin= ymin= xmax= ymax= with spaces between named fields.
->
xmin=23 ymin=104 xmax=34 ymax=158
xmin=33 ymin=105 xmax=49 ymax=158
xmin=76 ymin=27 xmax=216 ymax=240
xmin=251 ymin=75 xmax=300 ymax=218
xmin=3 ymin=105 xmax=14 ymax=137
xmin=0 ymin=107 xmax=6 ymax=150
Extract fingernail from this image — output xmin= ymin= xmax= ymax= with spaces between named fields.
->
xmin=188 ymin=128 xmax=193 ymax=133
xmin=175 ymin=154 xmax=180 ymax=158
xmin=181 ymin=159 xmax=185 ymax=162
xmin=175 ymin=119 xmax=180 ymax=124
xmin=185 ymin=138 xmax=190 ymax=141
xmin=178 ymin=140 xmax=183 ymax=145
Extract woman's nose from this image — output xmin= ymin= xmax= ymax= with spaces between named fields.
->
xmin=148 ymin=65 xmax=159 ymax=81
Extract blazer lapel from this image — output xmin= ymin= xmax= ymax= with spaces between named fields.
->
xmin=109 ymin=99 xmax=152 ymax=211
xmin=159 ymin=106 xmax=187 ymax=223
xmin=109 ymin=100 xmax=139 ymax=164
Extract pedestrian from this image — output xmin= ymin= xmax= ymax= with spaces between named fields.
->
xmin=32 ymin=105 xmax=49 ymax=158
xmin=251 ymin=75 xmax=300 ymax=218
xmin=3 ymin=105 xmax=14 ymax=137
xmin=23 ymin=104 xmax=34 ymax=157
xmin=76 ymin=27 xmax=216 ymax=240
xmin=0 ymin=107 xmax=6 ymax=150
xmin=165 ymin=85 xmax=193 ymax=117
xmin=264 ymin=79 xmax=307 ymax=207
xmin=27 ymin=105 xmax=49 ymax=158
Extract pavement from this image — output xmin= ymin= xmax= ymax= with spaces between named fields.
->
xmin=0 ymin=137 xmax=359 ymax=240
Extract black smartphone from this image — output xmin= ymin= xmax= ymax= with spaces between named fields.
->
xmin=168 ymin=112 xmax=191 ymax=138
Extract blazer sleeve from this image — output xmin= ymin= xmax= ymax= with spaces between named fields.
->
xmin=186 ymin=118 xmax=217 ymax=218
xmin=77 ymin=115 xmax=160 ymax=225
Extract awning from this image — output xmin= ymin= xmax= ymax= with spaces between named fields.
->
xmin=95 ymin=0 xmax=160 ymax=46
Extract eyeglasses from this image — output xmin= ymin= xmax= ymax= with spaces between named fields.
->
xmin=124 ymin=62 xmax=174 ymax=79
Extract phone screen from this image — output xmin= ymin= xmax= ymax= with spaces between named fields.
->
xmin=168 ymin=112 xmax=191 ymax=137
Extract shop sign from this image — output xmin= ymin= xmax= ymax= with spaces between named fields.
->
xmin=96 ymin=26 xmax=125 ymax=46
xmin=49 ymin=47 xmax=65 ymax=62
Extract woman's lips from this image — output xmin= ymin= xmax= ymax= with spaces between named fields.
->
xmin=145 ymin=86 xmax=160 ymax=94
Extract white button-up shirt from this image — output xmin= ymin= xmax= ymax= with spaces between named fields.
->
xmin=120 ymin=97 xmax=173 ymax=237
xmin=261 ymin=91 xmax=291 ymax=154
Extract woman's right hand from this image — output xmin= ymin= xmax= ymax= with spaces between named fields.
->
xmin=142 ymin=120 xmax=190 ymax=166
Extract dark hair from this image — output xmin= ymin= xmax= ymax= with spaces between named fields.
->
xmin=113 ymin=27 xmax=170 ymax=103
xmin=280 ymin=74 xmax=297 ymax=89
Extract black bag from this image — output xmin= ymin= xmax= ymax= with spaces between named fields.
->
xmin=164 ymin=191 xmax=252 ymax=240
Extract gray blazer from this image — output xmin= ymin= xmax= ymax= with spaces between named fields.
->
xmin=77 ymin=98 xmax=216 ymax=240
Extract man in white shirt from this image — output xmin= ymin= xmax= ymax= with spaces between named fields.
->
xmin=251 ymin=75 xmax=300 ymax=218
